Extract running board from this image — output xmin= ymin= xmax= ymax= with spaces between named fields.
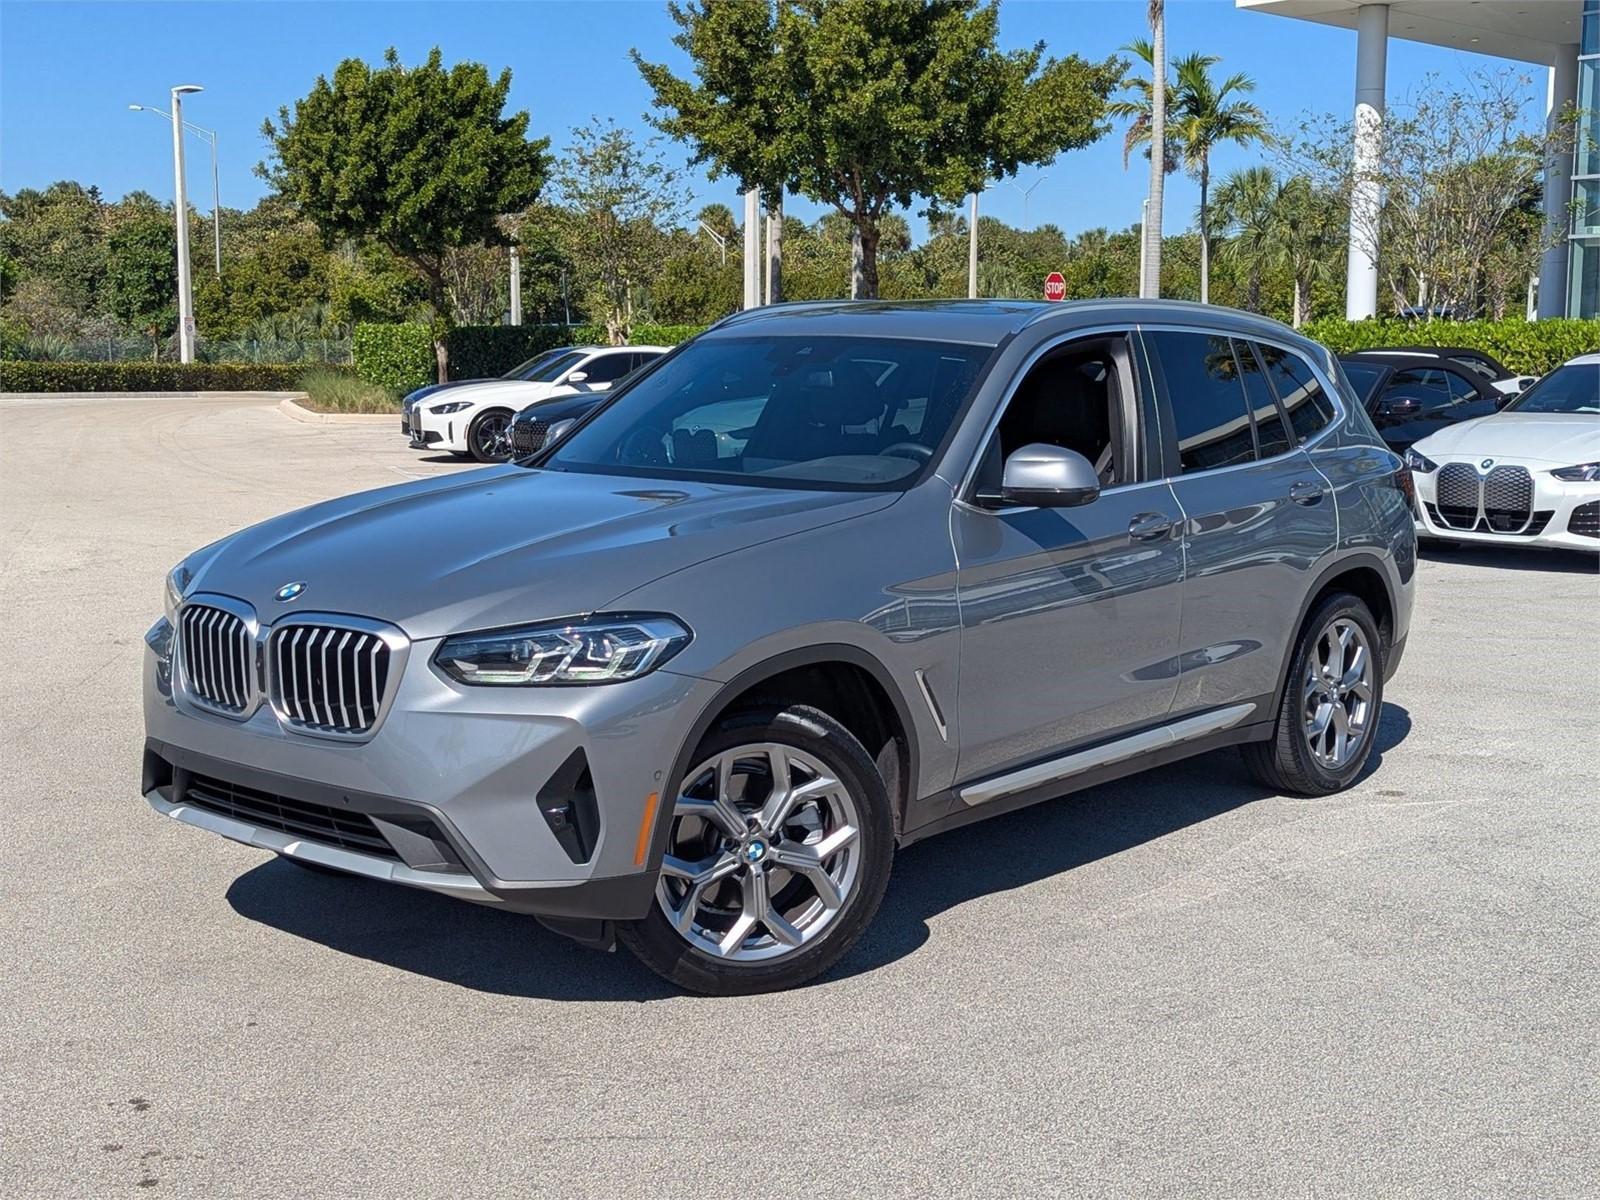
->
xmin=958 ymin=703 xmax=1257 ymax=807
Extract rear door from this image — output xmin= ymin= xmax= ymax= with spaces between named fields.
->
xmin=1142 ymin=329 xmax=1338 ymax=719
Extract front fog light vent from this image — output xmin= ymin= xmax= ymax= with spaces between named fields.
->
xmin=538 ymin=750 xmax=601 ymax=864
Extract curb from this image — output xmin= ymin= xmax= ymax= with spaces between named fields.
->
xmin=278 ymin=396 xmax=400 ymax=425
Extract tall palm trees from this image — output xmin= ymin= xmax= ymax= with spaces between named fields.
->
xmin=1214 ymin=167 xmax=1343 ymax=328
xmin=1213 ymin=166 xmax=1277 ymax=311
xmin=1111 ymin=35 xmax=1268 ymax=304
xmin=1143 ymin=1 xmax=1165 ymax=298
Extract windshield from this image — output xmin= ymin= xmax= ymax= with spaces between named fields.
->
xmin=502 ymin=347 xmax=574 ymax=380
xmin=1504 ymin=363 xmax=1600 ymax=414
xmin=542 ymin=334 xmax=991 ymax=490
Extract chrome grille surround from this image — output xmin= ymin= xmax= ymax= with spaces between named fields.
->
xmin=266 ymin=613 xmax=409 ymax=741
xmin=176 ymin=595 xmax=260 ymax=718
xmin=1432 ymin=462 xmax=1537 ymax=535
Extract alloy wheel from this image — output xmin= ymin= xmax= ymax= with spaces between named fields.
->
xmin=474 ymin=413 xmax=512 ymax=460
xmin=654 ymin=743 xmax=862 ymax=963
xmin=1302 ymin=617 xmax=1375 ymax=769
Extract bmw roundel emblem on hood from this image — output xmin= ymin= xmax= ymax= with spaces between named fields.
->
xmin=275 ymin=581 xmax=307 ymax=602
xmin=1480 ymin=458 xmax=1494 ymax=471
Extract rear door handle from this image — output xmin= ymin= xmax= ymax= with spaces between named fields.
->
xmin=1289 ymin=481 xmax=1325 ymax=506
xmin=1128 ymin=512 xmax=1172 ymax=541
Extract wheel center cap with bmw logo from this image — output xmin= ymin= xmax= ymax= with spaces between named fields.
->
xmin=744 ymin=839 xmax=768 ymax=865
xmin=275 ymin=581 xmax=307 ymax=602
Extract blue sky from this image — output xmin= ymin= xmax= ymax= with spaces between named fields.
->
xmin=0 ymin=0 xmax=1549 ymax=240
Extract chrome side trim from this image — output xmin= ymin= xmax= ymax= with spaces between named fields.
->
xmin=915 ymin=669 xmax=948 ymax=741
xmin=144 ymin=789 xmax=502 ymax=905
xmin=958 ymin=702 xmax=1257 ymax=807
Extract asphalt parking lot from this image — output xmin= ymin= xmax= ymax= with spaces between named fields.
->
xmin=3 ymin=392 xmax=1597 ymax=1197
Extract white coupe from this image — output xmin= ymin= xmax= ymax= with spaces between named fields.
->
xmin=409 ymin=344 xmax=667 ymax=461
xmin=1408 ymin=352 xmax=1600 ymax=551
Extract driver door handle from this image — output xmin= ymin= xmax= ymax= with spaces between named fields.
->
xmin=1289 ymin=480 xmax=1325 ymax=506
xmin=1128 ymin=512 xmax=1172 ymax=541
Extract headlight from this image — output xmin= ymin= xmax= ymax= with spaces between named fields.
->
xmin=1551 ymin=461 xmax=1600 ymax=482
xmin=163 ymin=564 xmax=192 ymax=622
xmin=1404 ymin=447 xmax=1438 ymax=473
xmin=430 ymin=400 xmax=473 ymax=414
xmin=434 ymin=615 xmax=691 ymax=686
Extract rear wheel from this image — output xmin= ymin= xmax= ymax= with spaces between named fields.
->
xmin=1243 ymin=592 xmax=1384 ymax=796
xmin=467 ymin=409 xmax=514 ymax=463
xmin=619 ymin=705 xmax=893 ymax=995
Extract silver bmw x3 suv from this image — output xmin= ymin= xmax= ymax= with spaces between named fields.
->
xmin=143 ymin=300 xmax=1415 ymax=994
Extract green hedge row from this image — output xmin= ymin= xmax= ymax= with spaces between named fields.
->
xmin=352 ymin=322 xmax=709 ymax=393
xmin=0 ymin=360 xmax=320 ymax=393
xmin=1303 ymin=317 xmax=1600 ymax=376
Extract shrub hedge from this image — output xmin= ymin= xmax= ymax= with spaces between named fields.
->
xmin=0 ymin=360 xmax=316 ymax=393
xmin=351 ymin=322 xmax=436 ymax=394
xmin=1303 ymin=317 xmax=1600 ymax=376
xmin=353 ymin=322 xmax=709 ymax=392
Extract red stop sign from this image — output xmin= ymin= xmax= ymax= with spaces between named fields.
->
xmin=1044 ymin=272 xmax=1067 ymax=302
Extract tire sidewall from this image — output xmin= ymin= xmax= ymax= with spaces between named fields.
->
xmin=620 ymin=705 xmax=894 ymax=995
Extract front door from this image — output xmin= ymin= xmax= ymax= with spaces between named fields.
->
xmin=951 ymin=333 xmax=1185 ymax=783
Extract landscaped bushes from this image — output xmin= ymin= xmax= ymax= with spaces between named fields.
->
xmin=351 ymin=323 xmax=436 ymax=394
xmin=0 ymin=360 xmax=317 ymax=393
xmin=353 ymin=322 xmax=709 ymax=391
xmin=1303 ymin=317 xmax=1600 ymax=376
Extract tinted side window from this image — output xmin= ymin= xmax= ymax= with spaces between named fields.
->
xmin=1235 ymin=339 xmax=1292 ymax=459
xmin=1257 ymin=343 xmax=1337 ymax=443
xmin=582 ymin=353 xmax=634 ymax=384
xmin=1441 ymin=369 xmax=1481 ymax=403
xmin=1385 ymin=368 xmax=1452 ymax=412
xmin=1147 ymin=330 xmax=1256 ymax=473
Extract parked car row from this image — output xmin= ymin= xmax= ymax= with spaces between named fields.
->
xmin=402 ymin=343 xmax=667 ymax=462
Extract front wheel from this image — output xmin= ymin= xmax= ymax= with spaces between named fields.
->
xmin=467 ymin=409 xmax=514 ymax=463
xmin=619 ymin=705 xmax=894 ymax=995
xmin=1243 ymin=591 xmax=1385 ymax=796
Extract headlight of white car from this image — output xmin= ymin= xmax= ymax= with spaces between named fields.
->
xmin=434 ymin=615 xmax=691 ymax=686
xmin=1550 ymin=461 xmax=1600 ymax=482
xmin=430 ymin=400 xmax=474 ymax=414
xmin=1404 ymin=448 xmax=1438 ymax=473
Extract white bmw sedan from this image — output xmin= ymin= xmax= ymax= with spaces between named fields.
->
xmin=409 ymin=345 xmax=668 ymax=462
xmin=1408 ymin=353 xmax=1600 ymax=551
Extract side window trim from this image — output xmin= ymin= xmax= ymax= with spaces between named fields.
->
xmin=1247 ymin=335 xmax=1345 ymax=450
xmin=955 ymin=327 xmax=1152 ymax=504
xmin=1234 ymin=338 xmax=1295 ymax=460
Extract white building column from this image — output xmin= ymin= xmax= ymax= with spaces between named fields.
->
xmin=1538 ymin=43 xmax=1580 ymax=320
xmin=742 ymin=187 xmax=761 ymax=309
xmin=1346 ymin=4 xmax=1388 ymax=320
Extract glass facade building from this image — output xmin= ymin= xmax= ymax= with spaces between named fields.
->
xmin=1571 ymin=0 xmax=1600 ymax=317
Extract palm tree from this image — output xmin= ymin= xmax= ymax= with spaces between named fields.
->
xmin=1274 ymin=176 xmax=1341 ymax=328
xmin=1107 ymin=5 xmax=1169 ymax=297
xmin=1170 ymin=55 xmax=1269 ymax=305
xmin=1214 ymin=165 xmax=1279 ymax=311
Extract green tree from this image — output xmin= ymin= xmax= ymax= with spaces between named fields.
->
xmin=104 ymin=213 xmax=176 ymax=358
xmin=0 ymin=181 xmax=108 ymax=314
xmin=1170 ymin=55 xmax=1269 ymax=305
xmin=261 ymin=47 xmax=550 ymax=378
xmin=1213 ymin=165 xmax=1279 ymax=312
xmin=635 ymin=0 xmax=1122 ymax=299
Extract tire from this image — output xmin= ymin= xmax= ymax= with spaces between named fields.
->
xmin=467 ymin=409 xmax=514 ymax=463
xmin=619 ymin=705 xmax=894 ymax=995
xmin=1243 ymin=591 xmax=1385 ymax=796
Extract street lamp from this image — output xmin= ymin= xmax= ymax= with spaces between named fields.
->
xmin=1010 ymin=175 xmax=1048 ymax=229
xmin=129 ymin=103 xmax=221 ymax=278
xmin=130 ymin=86 xmax=205 ymax=362
xmin=696 ymin=219 xmax=728 ymax=265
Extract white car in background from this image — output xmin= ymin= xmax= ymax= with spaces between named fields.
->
xmin=1408 ymin=352 xmax=1600 ymax=551
xmin=409 ymin=345 xmax=668 ymax=462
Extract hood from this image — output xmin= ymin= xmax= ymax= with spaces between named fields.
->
xmin=1412 ymin=412 xmax=1600 ymax=465
xmin=402 ymin=378 xmax=494 ymax=409
xmin=430 ymin=379 xmax=564 ymax=408
xmin=184 ymin=467 xmax=897 ymax=640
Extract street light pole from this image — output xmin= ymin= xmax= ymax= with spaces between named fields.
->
xmin=131 ymin=102 xmax=221 ymax=280
xmin=170 ymin=85 xmax=202 ymax=363
xmin=1009 ymin=175 xmax=1048 ymax=229
xmin=968 ymin=192 xmax=979 ymax=299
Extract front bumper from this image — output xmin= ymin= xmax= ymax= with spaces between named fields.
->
xmin=1414 ymin=459 xmax=1600 ymax=551
xmin=143 ymin=617 xmax=724 ymax=922
xmin=408 ymin=405 xmax=469 ymax=453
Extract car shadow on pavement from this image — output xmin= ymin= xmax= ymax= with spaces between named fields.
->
xmin=1420 ymin=543 xmax=1598 ymax=573
xmin=226 ymin=704 xmax=1411 ymax=1001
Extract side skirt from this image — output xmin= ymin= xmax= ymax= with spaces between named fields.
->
xmin=899 ymin=717 xmax=1273 ymax=848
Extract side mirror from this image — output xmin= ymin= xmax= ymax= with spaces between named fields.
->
xmin=1494 ymin=392 xmax=1517 ymax=411
xmin=1375 ymin=395 xmax=1421 ymax=420
xmin=565 ymin=371 xmax=589 ymax=384
xmin=980 ymin=443 xmax=1101 ymax=509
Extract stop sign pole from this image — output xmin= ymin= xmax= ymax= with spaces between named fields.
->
xmin=1044 ymin=272 xmax=1066 ymax=302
